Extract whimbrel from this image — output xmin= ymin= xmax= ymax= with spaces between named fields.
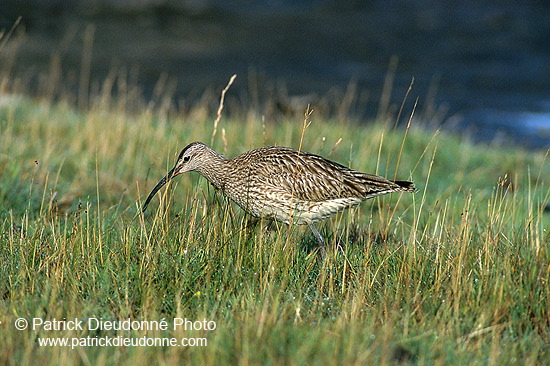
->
xmin=142 ymin=142 xmax=415 ymax=247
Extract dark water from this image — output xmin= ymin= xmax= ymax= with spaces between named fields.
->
xmin=1 ymin=0 xmax=549 ymax=149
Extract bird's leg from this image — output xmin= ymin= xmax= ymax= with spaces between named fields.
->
xmin=308 ymin=224 xmax=326 ymax=251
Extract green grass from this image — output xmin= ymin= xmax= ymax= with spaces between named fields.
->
xmin=0 ymin=91 xmax=548 ymax=365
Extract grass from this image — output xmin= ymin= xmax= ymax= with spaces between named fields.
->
xmin=0 ymin=76 xmax=549 ymax=365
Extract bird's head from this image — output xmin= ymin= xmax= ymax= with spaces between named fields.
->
xmin=141 ymin=142 xmax=208 ymax=212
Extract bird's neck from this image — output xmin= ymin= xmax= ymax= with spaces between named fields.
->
xmin=195 ymin=147 xmax=229 ymax=189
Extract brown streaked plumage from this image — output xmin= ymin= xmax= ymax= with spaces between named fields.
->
xmin=142 ymin=141 xmax=415 ymax=247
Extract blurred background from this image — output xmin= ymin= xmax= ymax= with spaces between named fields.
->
xmin=1 ymin=0 xmax=549 ymax=149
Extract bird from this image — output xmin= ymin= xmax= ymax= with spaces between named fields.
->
xmin=142 ymin=141 xmax=415 ymax=248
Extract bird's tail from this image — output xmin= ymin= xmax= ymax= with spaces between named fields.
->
xmin=392 ymin=180 xmax=416 ymax=192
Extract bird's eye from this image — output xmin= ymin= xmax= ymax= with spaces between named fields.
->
xmin=183 ymin=156 xmax=190 ymax=163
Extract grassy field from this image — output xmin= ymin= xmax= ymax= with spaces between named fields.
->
xmin=0 ymin=81 xmax=548 ymax=365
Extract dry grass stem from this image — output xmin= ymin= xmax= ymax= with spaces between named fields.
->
xmin=211 ymin=74 xmax=237 ymax=146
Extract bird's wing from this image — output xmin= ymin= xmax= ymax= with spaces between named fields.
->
xmin=250 ymin=148 xmax=401 ymax=202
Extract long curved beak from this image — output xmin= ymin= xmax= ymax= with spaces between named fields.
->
xmin=142 ymin=166 xmax=177 ymax=212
